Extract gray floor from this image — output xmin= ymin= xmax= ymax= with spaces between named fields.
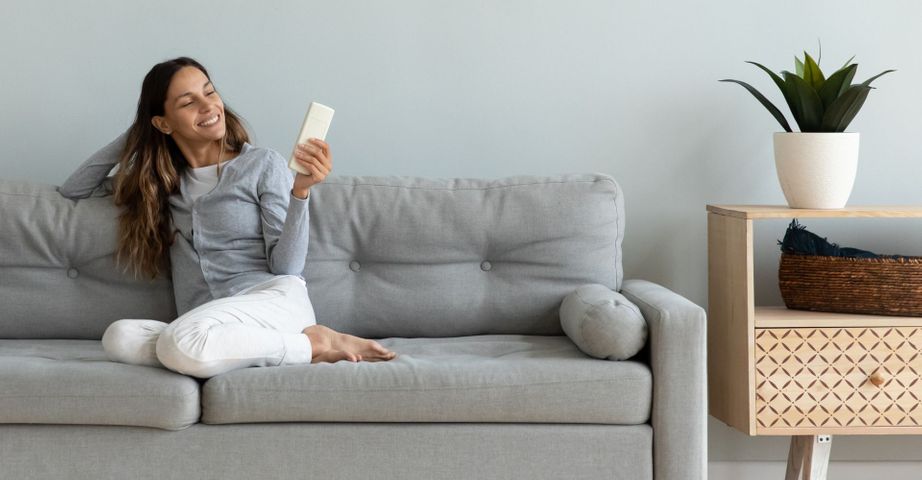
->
xmin=710 ymin=461 xmax=922 ymax=479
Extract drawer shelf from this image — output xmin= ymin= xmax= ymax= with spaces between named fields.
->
xmin=754 ymin=325 xmax=922 ymax=435
xmin=755 ymin=306 xmax=922 ymax=329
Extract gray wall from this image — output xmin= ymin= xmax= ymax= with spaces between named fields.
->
xmin=3 ymin=0 xmax=922 ymax=470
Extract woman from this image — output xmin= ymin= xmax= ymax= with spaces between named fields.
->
xmin=60 ymin=56 xmax=396 ymax=378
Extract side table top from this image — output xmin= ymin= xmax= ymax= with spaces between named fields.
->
xmin=707 ymin=205 xmax=922 ymax=219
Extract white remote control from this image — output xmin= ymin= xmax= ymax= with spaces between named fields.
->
xmin=289 ymin=102 xmax=335 ymax=175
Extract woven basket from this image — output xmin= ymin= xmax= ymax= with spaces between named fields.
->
xmin=778 ymin=253 xmax=922 ymax=317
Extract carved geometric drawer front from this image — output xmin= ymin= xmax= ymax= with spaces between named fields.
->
xmin=755 ymin=327 xmax=922 ymax=430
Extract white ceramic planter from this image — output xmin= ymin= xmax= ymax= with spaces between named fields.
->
xmin=773 ymin=132 xmax=860 ymax=209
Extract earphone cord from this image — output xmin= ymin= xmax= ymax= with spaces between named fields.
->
xmin=216 ymin=131 xmax=227 ymax=178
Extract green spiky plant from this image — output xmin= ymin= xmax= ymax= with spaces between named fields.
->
xmin=721 ymin=51 xmax=894 ymax=132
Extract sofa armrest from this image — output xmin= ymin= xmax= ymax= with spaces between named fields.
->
xmin=620 ymin=279 xmax=706 ymax=480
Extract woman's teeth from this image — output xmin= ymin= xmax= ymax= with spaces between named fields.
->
xmin=198 ymin=115 xmax=219 ymax=127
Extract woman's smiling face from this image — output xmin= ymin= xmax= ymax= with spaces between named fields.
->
xmin=153 ymin=66 xmax=225 ymax=144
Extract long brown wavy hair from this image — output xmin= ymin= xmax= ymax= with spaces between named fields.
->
xmin=113 ymin=57 xmax=250 ymax=280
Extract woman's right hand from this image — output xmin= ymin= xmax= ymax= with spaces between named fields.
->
xmin=291 ymin=138 xmax=332 ymax=198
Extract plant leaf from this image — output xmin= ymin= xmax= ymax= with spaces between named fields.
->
xmin=782 ymin=71 xmax=824 ymax=132
xmin=817 ymin=64 xmax=857 ymax=109
xmin=860 ymin=69 xmax=896 ymax=87
xmin=720 ymin=79 xmax=793 ymax=132
xmin=746 ymin=62 xmax=794 ymax=125
xmin=803 ymin=52 xmax=825 ymax=90
xmin=821 ymin=84 xmax=871 ymax=132
xmin=795 ymin=56 xmax=805 ymax=77
xmin=840 ymin=55 xmax=855 ymax=70
xmin=745 ymin=61 xmax=786 ymax=92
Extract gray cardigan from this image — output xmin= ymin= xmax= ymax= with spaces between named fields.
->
xmin=58 ymin=131 xmax=311 ymax=316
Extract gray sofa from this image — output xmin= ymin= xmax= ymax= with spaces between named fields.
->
xmin=0 ymin=173 xmax=706 ymax=479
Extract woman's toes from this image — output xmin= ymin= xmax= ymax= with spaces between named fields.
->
xmin=369 ymin=341 xmax=395 ymax=357
xmin=363 ymin=350 xmax=398 ymax=362
xmin=374 ymin=343 xmax=397 ymax=358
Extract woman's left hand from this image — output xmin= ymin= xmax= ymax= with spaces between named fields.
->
xmin=292 ymin=138 xmax=332 ymax=198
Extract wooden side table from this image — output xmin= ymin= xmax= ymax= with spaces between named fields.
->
xmin=706 ymin=205 xmax=922 ymax=480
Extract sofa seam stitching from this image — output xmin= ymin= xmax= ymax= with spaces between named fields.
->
xmin=319 ymin=179 xmax=608 ymax=191
xmin=206 ymin=376 xmax=653 ymax=394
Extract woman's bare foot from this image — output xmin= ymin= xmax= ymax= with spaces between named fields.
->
xmin=302 ymin=325 xmax=397 ymax=363
xmin=331 ymin=330 xmax=397 ymax=362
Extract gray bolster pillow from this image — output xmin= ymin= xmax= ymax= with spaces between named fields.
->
xmin=559 ymin=283 xmax=647 ymax=360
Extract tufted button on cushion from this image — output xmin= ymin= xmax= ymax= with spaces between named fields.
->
xmin=66 ymin=268 xmax=79 ymax=279
xmin=349 ymin=261 xmax=361 ymax=272
xmin=480 ymin=261 xmax=492 ymax=271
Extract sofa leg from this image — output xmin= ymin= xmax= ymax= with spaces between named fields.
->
xmin=785 ymin=435 xmax=832 ymax=480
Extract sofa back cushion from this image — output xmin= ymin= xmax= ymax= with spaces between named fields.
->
xmin=0 ymin=180 xmax=176 ymax=339
xmin=0 ymin=173 xmax=624 ymax=339
xmin=306 ymin=174 xmax=624 ymax=337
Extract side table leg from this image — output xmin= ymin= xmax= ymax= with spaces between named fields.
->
xmin=784 ymin=436 xmax=806 ymax=480
xmin=784 ymin=435 xmax=832 ymax=480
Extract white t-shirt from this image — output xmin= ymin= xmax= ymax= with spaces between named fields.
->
xmin=184 ymin=160 xmax=231 ymax=202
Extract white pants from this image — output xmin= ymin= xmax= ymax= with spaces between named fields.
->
xmin=101 ymin=275 xmax=317 ymax=379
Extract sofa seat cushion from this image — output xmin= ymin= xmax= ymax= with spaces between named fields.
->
xmin=202 ymin=335 xmax=651 ymax=425
xmin=0 ymin=339 xmax=200 ymax=430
